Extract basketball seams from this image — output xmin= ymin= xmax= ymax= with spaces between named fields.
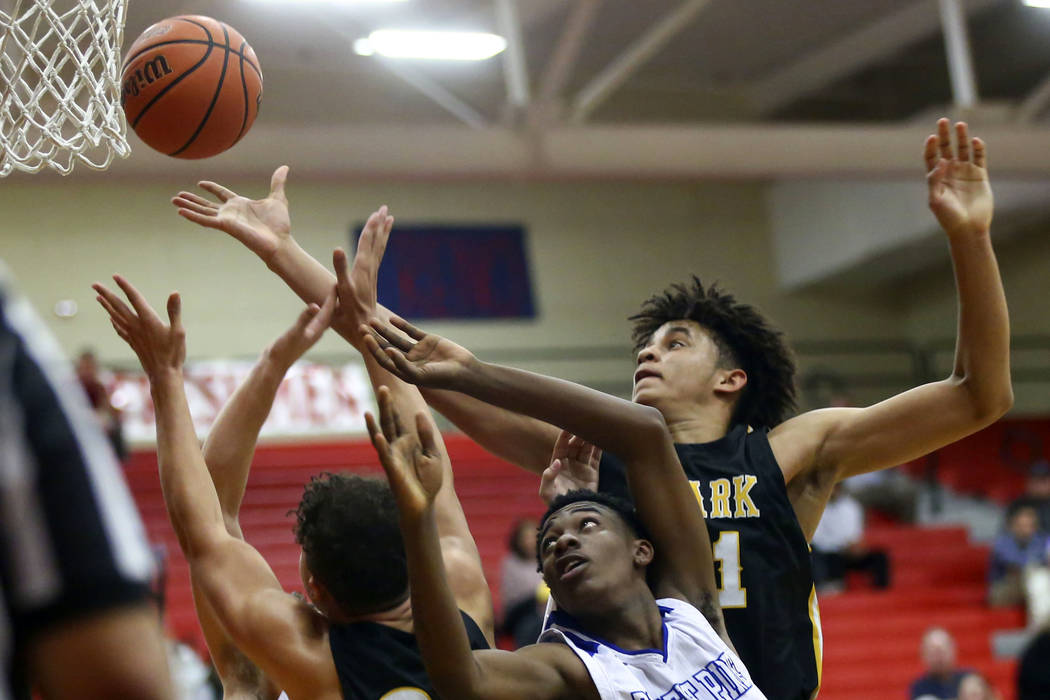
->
xmin=170 ymin=23 xmax=232 ymax=157
xmin=122 ymin=14 xmax=262 ymax=158
xmin=231 ymin=41 xmax=251 ymax=149
xmin=122 ymin=40 xmax=261 ymax=79
xmin=128 ymin=42 xmax=214 ymax=128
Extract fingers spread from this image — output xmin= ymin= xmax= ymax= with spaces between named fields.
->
xmin=174 ymin=191 xmax=218 ymax=209
xmin=93 ymin=283 xmax=135 ymax=323
xmin=955 ymin=122 xmax=970 ymax=162
xmin=937 ymin=118 xmax=952 ymax=160
xmin=369 ymin=319 xmax=415 ymax=352
xmin=377 ymin=386 xmax=399 ymax=443
xmin=176 ymin=209 xmax=220 ymax=229
xmin=972 ymin=137 xmax=987 ymax=168
xmin=113 ymin=275 xmax=156 ymax=321
xmin=198 ymin=181 xmax=237 ymax=203
xmin=172 ymin=197 xmax=218 ymax=218
xmin=923 ymin=134 xmax=939 ymax=172
xmin=389 ymin=315 xmax=426 ymax=342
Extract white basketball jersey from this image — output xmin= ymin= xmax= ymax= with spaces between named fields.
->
xmin=540 ymin=598 xmax=767 ymax=700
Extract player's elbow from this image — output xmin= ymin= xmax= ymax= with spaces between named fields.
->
xmin=955 ymin=373 xmax=1014 ymax=426
xmin=619 ymin=405 xmax=671 ymax=458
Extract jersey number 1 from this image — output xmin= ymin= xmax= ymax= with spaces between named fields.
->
xmin=713 ymin=530 xmax=747 ymax=608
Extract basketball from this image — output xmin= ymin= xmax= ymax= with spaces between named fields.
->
xmin=121 ymin=15 xmax=263 ymax=160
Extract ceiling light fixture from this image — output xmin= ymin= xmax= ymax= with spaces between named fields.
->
xmin=353 ymin=30 xmax=507 ymax=60
xmin=1023 ymin=0 xmax=1050 ymax=7
xmin=246 ymin=0 xmax=408 ymax=4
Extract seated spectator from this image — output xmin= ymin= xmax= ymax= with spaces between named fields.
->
xmin=498 ymin=518 xmax=545 ymax=648
xmin=1010 ymin=461 xmax=1050 ymax=535
xmin=810 ymin=483 xmax=890 ymax=592
xmin=910 ymin=627 xmax=971 ymax=700
xmin=75 ymin=348 xmax=127 ymax=462
xmin=988 ymin=503 xmax=1050 ymax=625
xmin=957 ymin=672 xmax=1000 ymax=700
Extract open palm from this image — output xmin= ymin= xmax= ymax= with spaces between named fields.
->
xmin=173 ymin=166 xmax=292 ymax=264
xmin=363 ymin=317 xmax=476 ymax=390
xmin=366 ymin=387 xmax=444 ymax=517
xmin=925 ymin=119 xmax=993 ymax=237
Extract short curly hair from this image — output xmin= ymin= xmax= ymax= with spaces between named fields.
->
xmin=535 ymin=489 xmax=649 ymax=571
xmin=629 ymin=276 xmax=797 ymax=429
xmin=292 ymin=473 xmax=407 ymax=615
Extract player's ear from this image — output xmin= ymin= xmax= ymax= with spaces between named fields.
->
xmin=633 ymin=539 xmax=654 ymax=568
xmin=713 ymin=368 xmax=747 ymax=397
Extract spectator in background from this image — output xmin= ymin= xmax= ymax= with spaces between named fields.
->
xmin=499 ymin=517 xmax=546 ymax=648
xmin=988 ymin=503 xmax=1050 ymax=623
xmin=76 ymin=347 xmax=127 ymax=462
xmin=957 ymin=672 xmax=1000 ymax=700
xmin=1010 ymin=461 xmax=1050 ymax=534
xmin=911 ymin=627 xmax=970 ymax=700
xmin=810 ymin=483 xmax=890 ymax=592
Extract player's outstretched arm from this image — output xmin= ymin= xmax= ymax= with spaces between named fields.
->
xmin=93 ymin=278 xmax=333 ymax=698
xmin=367 ymin=389 xmax=595 ymax=700
xmin=364 ymin=318 xmax=725 ymax=635
xmin=191 ymin=291 xmax=334 ymax=699
xmin=332 ymin=243 xmax=495 ymax=641
xmin=173 ymin=175 xmax=561 ymax=473
xmin=771 ymin=119 xmax=1013 ymax=536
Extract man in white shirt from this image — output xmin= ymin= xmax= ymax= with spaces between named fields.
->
xmin=810 ymin=484 xmax=890 ymax=591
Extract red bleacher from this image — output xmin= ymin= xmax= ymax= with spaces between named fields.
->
xmin=125 ymin=433 xmax=1025 ymax=699
xmin=819 ymin=524 xmax=1021 ymax=700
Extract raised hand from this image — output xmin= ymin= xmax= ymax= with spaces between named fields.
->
xmin=924 ymin=118 xmax=993 ymax=238
xmin=538 ymin=430 xmax=602 ymax=504
xmin=172 ymin=165 xmax=292 ymax=265
xmin=366 ymin=386 xmax=443 ymax=519
xmin=267 ymin=288 xmax=336 ymax=369
xmin=93 ymin=276 xmax=185 ymax=379
xmin=360 ymin=316 xmax=477 ymax=390
xmin=332 ymin=206 xmax=394 ymax=346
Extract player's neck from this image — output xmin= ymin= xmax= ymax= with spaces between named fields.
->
xmin=339 ymin=596 xmax=414 ymax=632
xmin=575 ymin=588 xmax=664 ymax=652
xmin=660 ymin=404 xmax=732 ymax=445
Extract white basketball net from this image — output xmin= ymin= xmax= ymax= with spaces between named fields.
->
xmin=0 ymin=0 xmax=129 ymax=176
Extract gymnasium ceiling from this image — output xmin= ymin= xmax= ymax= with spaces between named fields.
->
xmin=128 ymin=0 xmax=1050 ymax=128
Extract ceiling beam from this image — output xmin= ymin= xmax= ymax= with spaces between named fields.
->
xmin=495 ymin=0 xmax=530 ymax=114
xmin=95 ymin=122 xmax=1050 ymax=180
xmin=749 ymin=0 xmax=1002 ymax=115
xmin=1018 ymin=71 xmax=1050 ymax=122
xmin=568 ymin=0 xmax=711 ymax=124
xmin=536 ymin=0 xmax=602 ymax=110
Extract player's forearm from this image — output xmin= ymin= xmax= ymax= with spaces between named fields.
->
xmin=266 ymin=238 xmax=337 ymax=308
xmin=400 ymin=508 xmax=487 ymax=699
xmin=203 ymin=352 xmax=287 ymax=522
xmin=150 ymin=370 xmax=228 ymax=558
xmin=452 ymin=360 xmax=666 ymax=465
xmin=946 ymin=231 xmax=1013 ymax=418
xmin=361 ymin=357 xmax=469 ymax=541
xmin=421 ymin=387 xmax=560 ymax=475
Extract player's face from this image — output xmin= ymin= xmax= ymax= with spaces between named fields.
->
xmin=538 ymin=503 xmax=647 ymax=616
xmin=633 ymin=320 xmax=724 ymax=409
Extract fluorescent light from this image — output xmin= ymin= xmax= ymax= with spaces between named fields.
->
xmin=354 ymin=30 xmax=507 ymax=60
xmin=246 ymin=0 xmax=407 ymax=4
xmin=1024 ymin=0 xmax=1050 ymax=7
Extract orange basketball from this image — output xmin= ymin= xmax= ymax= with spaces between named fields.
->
xmin=121 ymin=15 xmax=263 ymax=159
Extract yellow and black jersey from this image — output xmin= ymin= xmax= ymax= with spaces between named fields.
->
xmin=598 ymin=424 xmax=821 ymax=700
